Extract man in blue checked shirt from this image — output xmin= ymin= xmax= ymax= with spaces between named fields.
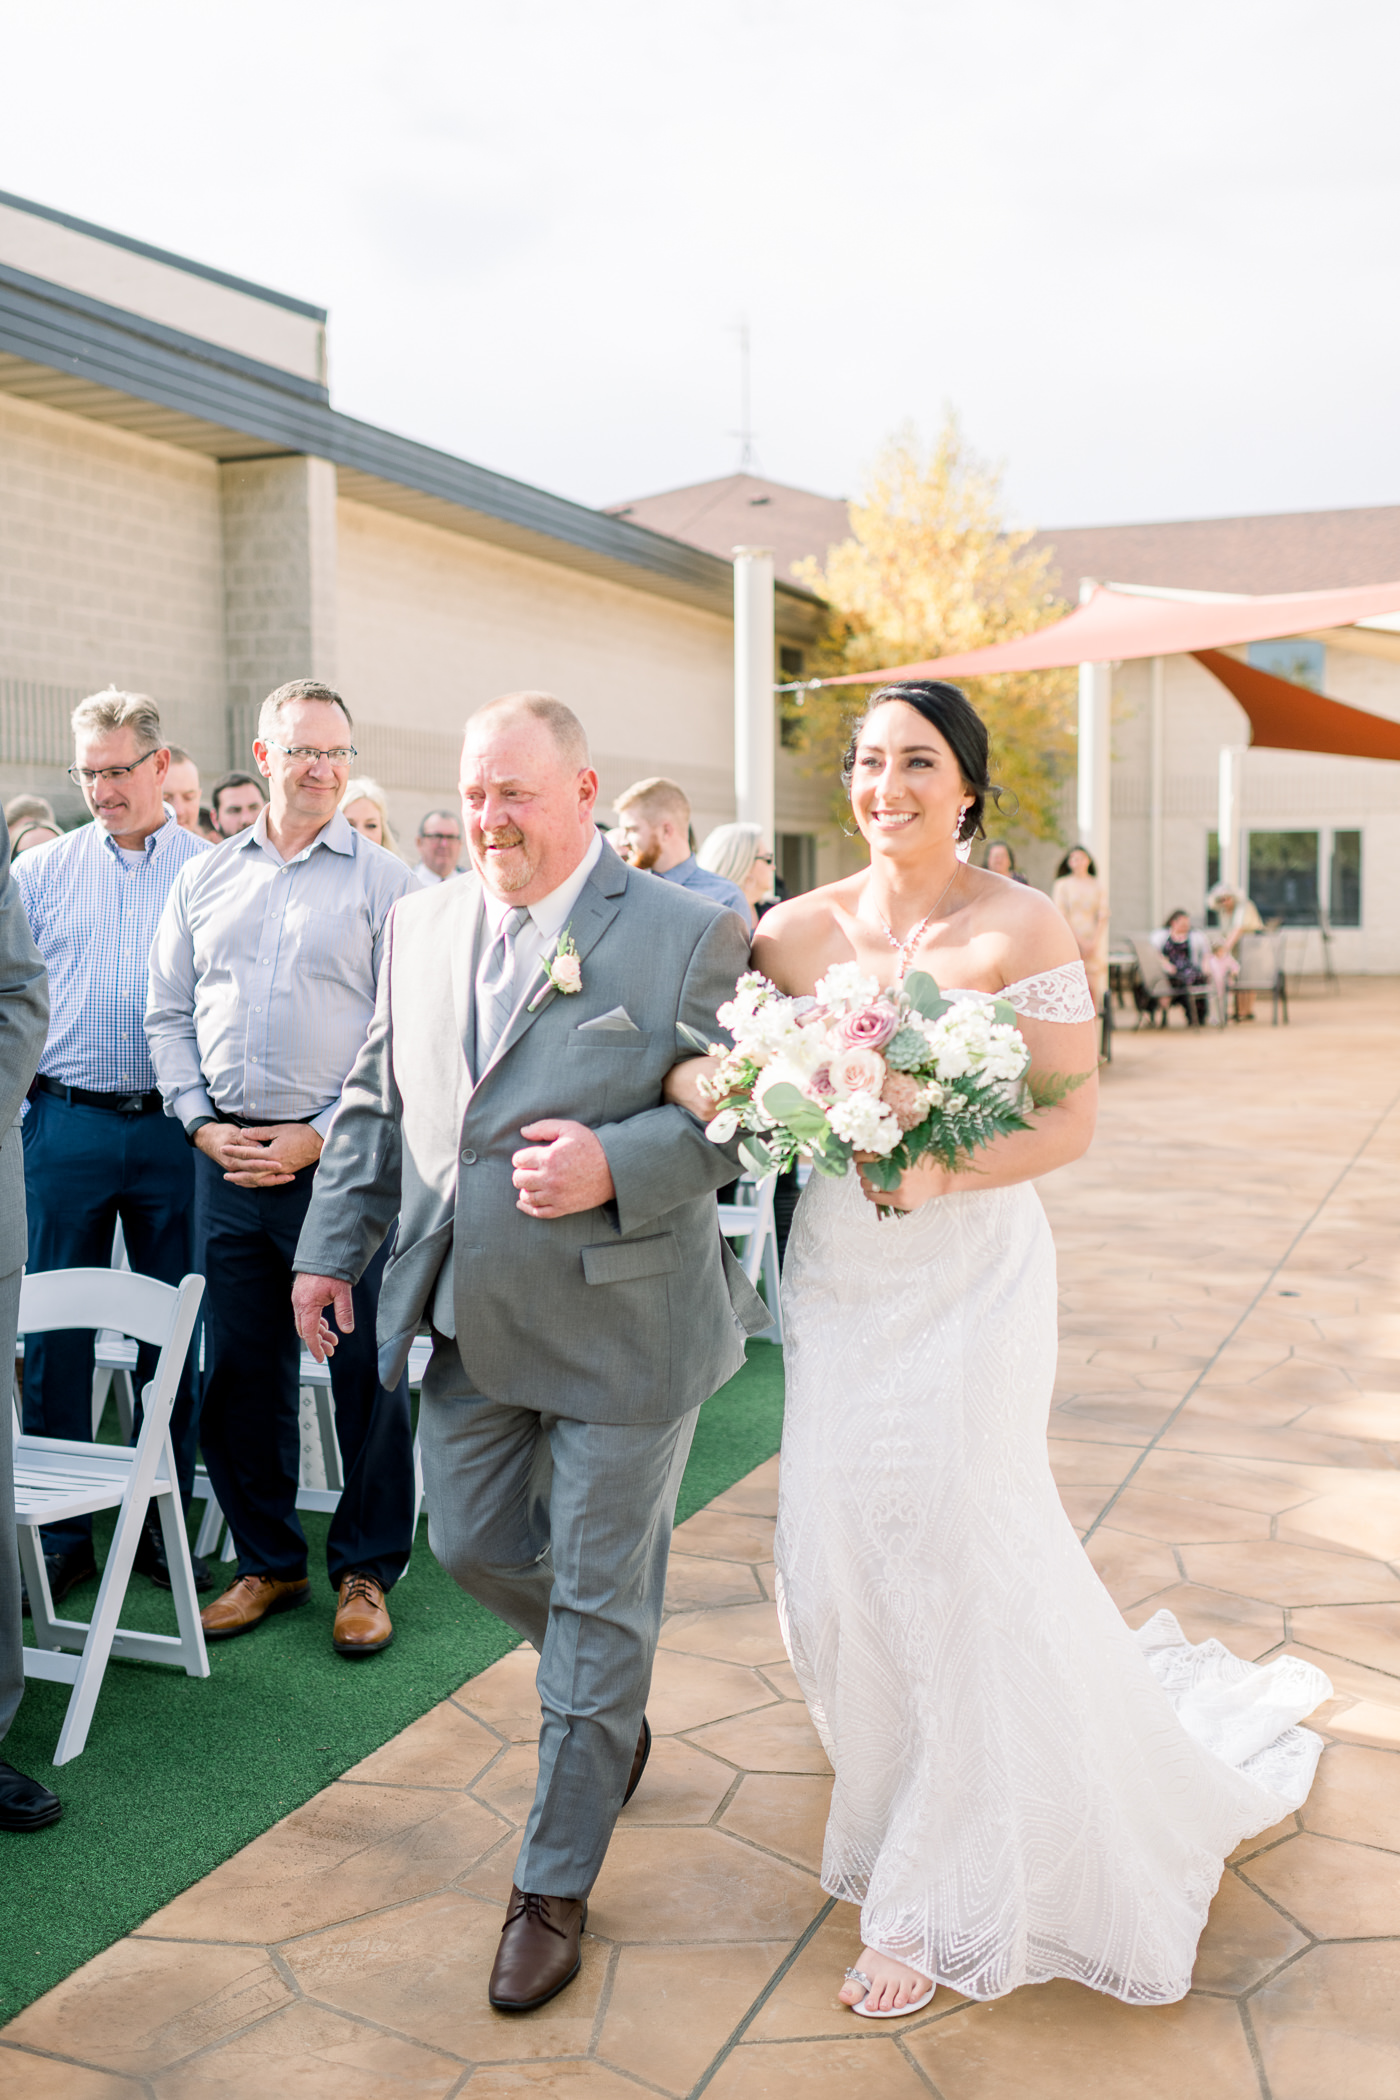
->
xmin=15 ymin=689 xmax=210 ymax=1606
xmin=146 ymin=680 xmax=417 ymax=1659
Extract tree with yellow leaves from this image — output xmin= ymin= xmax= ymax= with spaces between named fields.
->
xmin=789 ymin=418 xmax=1075 ymax=840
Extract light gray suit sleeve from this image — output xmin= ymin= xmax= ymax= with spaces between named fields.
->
xmin=593 ymin=903 xmax=749 ymax=1238
xmin=292 ymin=906 xmax=404 ymax=1284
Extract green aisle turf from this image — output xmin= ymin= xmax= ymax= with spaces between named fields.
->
xmin=1 ymin=1342 xmax=784 ymax=2021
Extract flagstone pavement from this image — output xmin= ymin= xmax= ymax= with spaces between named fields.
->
xmin=5 ymin=979 xmax=1400 ymax=2099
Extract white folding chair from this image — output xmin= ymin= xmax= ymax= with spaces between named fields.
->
xmin=14 ymin=1268 xmax=208 ymax=1764
xmin=89 ymin=1218 xmax=137 ymax=1439
xmin=192 ymin=1336 xmax=433 ymax=1567
xmin=718 ymin=1172 xmax=783 ymax=1344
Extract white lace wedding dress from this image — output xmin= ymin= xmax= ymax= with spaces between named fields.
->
xmin=775 ymin=962 xmax=1331 ymax=2005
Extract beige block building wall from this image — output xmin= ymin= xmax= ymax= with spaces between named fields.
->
xmin=334 ymin=499 xmax=741 ymax=844
xmin=0 ymin=391 xmax=226 ymax=810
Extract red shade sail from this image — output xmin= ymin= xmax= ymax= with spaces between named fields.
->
xmin=817 ymin=579 xmax=1400 ymax=684
xmin=1192 ymin=649 xmax=1400 ymax=761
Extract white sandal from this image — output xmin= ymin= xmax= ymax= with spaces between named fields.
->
xmin=844 ymin=1964 xmax=937 ymax=2019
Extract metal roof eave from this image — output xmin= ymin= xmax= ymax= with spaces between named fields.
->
xmin=0 ymin=267 xmax=824 ymax=634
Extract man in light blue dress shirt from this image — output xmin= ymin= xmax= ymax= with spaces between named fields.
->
xmin=147 ymin=681 xmax=416 ymax=1658
xmin=15 ymin=690 xmax=209 ymax=1605
xmin=613 ymin=776 xmax=750 ymax=921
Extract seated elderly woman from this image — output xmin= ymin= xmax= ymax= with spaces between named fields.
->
xmin=1206 ymin=881 xmax=1265 ymax=1020
xmin=1150 ymin=909 xmax=1212 ymax=1025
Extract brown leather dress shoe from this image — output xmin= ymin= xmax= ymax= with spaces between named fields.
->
xmin=623 ymin=1714 xmax=651 ymax=1805
xmin=333 ymin=1572 xmax=393 ymax=1656
xmin=488 ymin=1886 xmax=588 ymax=2011
xmin=200 ymin=1573 xmax=310 ymax=1639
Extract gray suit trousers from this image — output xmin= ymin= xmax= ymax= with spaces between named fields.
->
xmin=1 ymin=1265 xmax=25 ymax=1744
xmin=418 ymin=1334 xmax=698 ymax=1895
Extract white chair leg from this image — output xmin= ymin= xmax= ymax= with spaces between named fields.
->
xmin=193 ymin=1494 xmax=226 ymax=1559
xmin=91 ymin=1364 xmax=113 ymax=1437
xmin=16 ymin=1524 xmax=61 ymax=1650
xmin=153 ymin=1436 xmax=209 ymax=1678
xmin=50 ymin=1481 xmax=146 ymax=1765
xmin=114 ymin=1368 xmax=136 ymax=1442
xmin=314 ymin=1386 xmax=344 ymax=1490
xmin=760 ymin=1222 xmax=784 ymax=1345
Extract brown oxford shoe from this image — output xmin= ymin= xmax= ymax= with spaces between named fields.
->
xmin=333 ymin=1572 xmax=394 ymax=1657
xmin=623 ymin=1714 xmax=652 ymax=1805
xmin=488 ymin=1886 xmax=588 ymax=2012
xmin=200 ymin=1572 xmax=310 ymax=1640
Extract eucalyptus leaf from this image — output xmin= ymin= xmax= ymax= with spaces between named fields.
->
xmin=901 ymin=969 xmax=948 ymax=1020
xmin=738 ymin=1136 xmax=778 ymax=1175
xmin=992 ymin=999 xmax=1019 ymax=1029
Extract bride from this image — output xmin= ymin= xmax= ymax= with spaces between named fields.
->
xmin=667 ymin=680 xmax=1330 ymax=2017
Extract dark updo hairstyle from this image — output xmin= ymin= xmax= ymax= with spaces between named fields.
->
xmin=841 ymin=680 xmax=998 ymax=843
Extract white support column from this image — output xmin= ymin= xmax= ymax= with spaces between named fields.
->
xmin=1075 ymin=582 xmax=1111 ymax=890
xmin=733 ymin=545 xmax=776 ymax=839
xmin=1218 ymin=744 xmax=1247 ymax=895
xmin=1148 ymin=655 xmax=1165 ymax=927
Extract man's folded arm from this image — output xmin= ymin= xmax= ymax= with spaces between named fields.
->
xmin=293 ymin=931 xmax=404 ymax=1284
xmin=594 ymin=905 xmax=750 ymax=1237
xmin=145 ymin=872 xmax=215 ymax=1128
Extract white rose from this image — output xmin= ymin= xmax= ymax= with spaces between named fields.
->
xmin=705 ymin=1108 xmax=740 ymax=1143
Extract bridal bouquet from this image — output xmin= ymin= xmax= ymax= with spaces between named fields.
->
xmin=697 ymin=962 xmax=1034 ymax=1205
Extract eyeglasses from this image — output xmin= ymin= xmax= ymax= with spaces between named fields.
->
xmin=69 ymin=749 xmax=159 ymax=788
xmin=265 ymin=741 xmax=357 ymax=765
xmin=420 ymin=829 xmax=460 ymax=842
xmin=754 ymin=851 xmax=774 ymax=864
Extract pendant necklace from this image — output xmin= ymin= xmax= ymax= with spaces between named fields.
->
xmin=878 ymin=866 xmax=960 ymax=980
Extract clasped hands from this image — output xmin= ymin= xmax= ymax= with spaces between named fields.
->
xmin=196 ymin=1120 xmax=322 ymax=1188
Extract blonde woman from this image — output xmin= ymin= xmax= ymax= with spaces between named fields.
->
xmin=696 ymin=821 xmax=776 ymax=927
xmin=1051 ymin=845 xmax=1109 ymax=1014
xmin=341 ymin=777 xmax=400 ymax=857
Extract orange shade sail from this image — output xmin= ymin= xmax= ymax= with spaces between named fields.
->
xmin=1192 ymin=649 xmax=1400 ymax=762
xmin=817 ymin=579 xmax=1400 ymax=684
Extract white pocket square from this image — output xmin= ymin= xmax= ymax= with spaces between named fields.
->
xmin=577 ymin=1006 xmax=642 ymax=1033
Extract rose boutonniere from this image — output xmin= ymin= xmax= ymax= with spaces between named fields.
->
xmin=528 ymin=926 xmax=582 ymax=1009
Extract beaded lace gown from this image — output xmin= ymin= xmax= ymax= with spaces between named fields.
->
xmin=775 ymin=961 xmax=1331 ymax=2006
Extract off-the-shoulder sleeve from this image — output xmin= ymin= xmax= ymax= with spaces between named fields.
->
xmin=1000 ymin=962 xmax=1097 ymax=1023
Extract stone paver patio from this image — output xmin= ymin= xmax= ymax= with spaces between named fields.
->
xmin=4 ymin=980 xmax=1399 ymax=2098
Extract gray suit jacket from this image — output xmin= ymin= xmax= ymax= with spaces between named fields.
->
xmin=0 ymin=823 xmax=50 ymax=1279
xmin=295 ymin=842 xmax=767 ymax=1421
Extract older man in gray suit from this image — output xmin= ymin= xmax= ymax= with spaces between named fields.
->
xmin=0 ymin=817 xmax=57 ymax=1829
xmin=293 ymin=692 xmax=762 ymax=2012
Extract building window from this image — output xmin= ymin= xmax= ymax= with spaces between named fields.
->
xmin=1329 ymin=829 xmax=1362 ymax=927
xmin=779 ymin=832 xmax=817 ymax=898
xmin=779 ymin=646 xmax=805 ymax=678
xmin=1246 ymin=639 xmax=1325 ymax=691
xmin=1248 ymin=831 xmax=1319 ymax=924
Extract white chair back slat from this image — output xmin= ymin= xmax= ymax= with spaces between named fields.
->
xmin=20 ymin=1268 xmax=187 ymax=1350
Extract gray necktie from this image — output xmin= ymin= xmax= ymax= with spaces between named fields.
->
xmin=474 ymin=905 xmax=530 ymax=1071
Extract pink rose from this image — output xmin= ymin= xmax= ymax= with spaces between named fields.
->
xmin=806 ymin=1064 xmax=837 ymax=1102
xmin=829 ymin=1046 xmax=887 ymax=1098
xmin=837 ymin=1003 xmax=900 ymax=1050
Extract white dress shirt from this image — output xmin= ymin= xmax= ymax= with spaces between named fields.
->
xmin=146 ymin=807 xmax=414 ymax=1134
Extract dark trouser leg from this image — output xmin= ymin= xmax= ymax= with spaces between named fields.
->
xmin=519 ymin=1409 xmax=699 ymax=1895
xmin=194 ymin=1152 xmax=307 ymax=1583
xmin=250 ymin=1190 xmax=413 ymax=1594
xmin=0 ymin=1266 xmax=24 ymax=1742
xmin=22 ymin=1093 xmax=122 ymax=1552
xmin=115 ymin=1111 xmax=199 ymax=1503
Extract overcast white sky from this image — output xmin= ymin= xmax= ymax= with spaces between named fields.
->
xmin=5 ymin=0 xmax=1397 ymax=531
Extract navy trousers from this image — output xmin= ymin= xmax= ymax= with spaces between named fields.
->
xmin=194 ymin=1150 xmax=414 ymax=1592
xmin=21 ymin=1090 xmax=200 ymax=1555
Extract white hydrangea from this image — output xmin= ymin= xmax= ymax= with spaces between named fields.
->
xmin=827 ymin=1090 xmax=901 ymax=1154
xmin=815 ymin=961 xmax=881 ymax=1011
